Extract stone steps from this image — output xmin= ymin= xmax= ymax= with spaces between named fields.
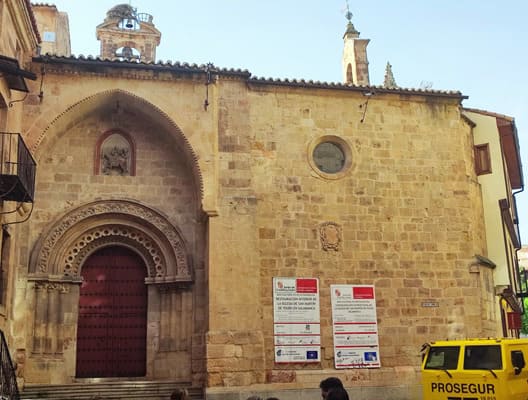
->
xmin=20 ymin=381 xmax=204 ymax=400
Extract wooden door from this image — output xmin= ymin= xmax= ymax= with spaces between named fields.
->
xmin=76 ymin=246 xmax=147 ymax=378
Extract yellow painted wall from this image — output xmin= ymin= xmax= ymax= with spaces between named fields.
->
xmin=463 ymin=110 xmax=509 ymax=286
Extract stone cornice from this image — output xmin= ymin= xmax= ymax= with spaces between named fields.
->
xmin=33 ymin=55 xmax=251 ymax=79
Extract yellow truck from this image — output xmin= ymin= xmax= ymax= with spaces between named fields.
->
xmin=421 ymin=338 xmax=528 ymax=400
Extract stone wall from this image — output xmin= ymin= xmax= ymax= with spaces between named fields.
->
xmin=14 ymin=60 xmax=495 ymax=396
xmin=208 ymin=81 xmax=492 ymax=392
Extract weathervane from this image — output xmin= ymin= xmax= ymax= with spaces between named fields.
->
xmin=345 ymin=0 xmax=352 ymax=22
xmin=343 ymin=0 xmax=359 ymax=35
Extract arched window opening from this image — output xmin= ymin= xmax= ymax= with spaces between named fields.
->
xmin=346 ymin=64 xmax=353 ymax=84
xmin=115 ymin=46 xmax=141 ymax=62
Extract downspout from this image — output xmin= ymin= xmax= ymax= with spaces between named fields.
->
xmin=513 ymin=185 xmax=526 ymax=316
xmin=508 ymin=116 xmax=525 ymax=315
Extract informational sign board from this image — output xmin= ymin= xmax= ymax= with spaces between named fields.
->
xmin=273 ymin=277 xmax=320 ymax=363
xmin=330 ymin=284 xmax=381 ymax=369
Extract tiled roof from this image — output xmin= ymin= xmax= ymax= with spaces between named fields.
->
xmin=463 ymin=107 xmax=514 ymax=121
xmin=36 ymin=54 xmax=251 ymax=77
xmin=34 ymin=54 xmax=466 ymax=99
xmin=27 ymin=1 xmax=42 ymax=43
xmin=30 ymin=3 xmax=57 ymax=8
xmin=248 ymin=76 xmax=465 ymax=98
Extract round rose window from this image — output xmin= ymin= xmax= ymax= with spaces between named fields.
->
xmin=313 ymin=142 xmax=346 ymax=174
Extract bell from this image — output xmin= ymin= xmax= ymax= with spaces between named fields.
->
xmin=125 ymin=19 xmax=134 ymax=28
xmin=121 ymin=47 xmax=133 ymax=59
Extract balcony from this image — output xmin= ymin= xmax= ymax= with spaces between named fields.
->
xmin=0 ymin=133 xmax=36 ymax=203
xmin=0 ymin=330 xmax=19 ymax=400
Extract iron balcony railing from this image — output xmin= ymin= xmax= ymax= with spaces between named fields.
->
xmin=0 ymin=330 xmax=19 ymax=400
xmin=0 ymin=133 xmax=36 ymax=203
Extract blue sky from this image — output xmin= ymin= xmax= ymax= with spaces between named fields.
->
xmin=45 ymin=0 xmax=528 ymax=244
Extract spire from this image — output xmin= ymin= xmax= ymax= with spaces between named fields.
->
xmin=343 ymin=1 xmax=359 ymax=37
xmin=341 ymin=2 xmax=370 ymax=85
xmin=383 ymin=62 xmax=397 ymax=89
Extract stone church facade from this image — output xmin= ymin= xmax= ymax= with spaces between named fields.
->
xmin=0 ymin=2 xmax=524 ymax=399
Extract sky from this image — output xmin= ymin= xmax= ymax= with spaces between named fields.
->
xmin=43 ymin=0 xmax=528 ymax=244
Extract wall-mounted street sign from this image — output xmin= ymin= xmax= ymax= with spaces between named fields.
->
xmin=421 ymin=301 xmax=439 ymax=308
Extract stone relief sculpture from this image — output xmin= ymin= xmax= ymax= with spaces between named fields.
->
xmin=102 ymin=145 xmax=129 ymax=175
xmin=99 ymin=132 xmax=132 ymax=176
xmin=319 ymin=222 xmax=341 ymax=251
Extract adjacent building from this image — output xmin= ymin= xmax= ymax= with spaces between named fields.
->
xmin=463 ymin=108 xmax=525 ymax=337
xmin=0 ymin=0 xmax=38 ymax=326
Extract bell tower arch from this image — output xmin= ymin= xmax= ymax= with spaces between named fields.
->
xmin=96 ymin=4 xmax=161 ymax=63
xmin=342 ymin=5 xmax=370 ymax=86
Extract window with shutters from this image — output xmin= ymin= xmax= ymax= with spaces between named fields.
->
xmin=474 ymin=143 xmax=491 ymax=175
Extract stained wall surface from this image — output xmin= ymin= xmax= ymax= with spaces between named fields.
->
xmin=12 ymin=58 xmax=494 ymax=398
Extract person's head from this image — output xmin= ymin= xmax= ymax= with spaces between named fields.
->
xmin=170 ymin=388 xmax=189 ymax=400
xmin=245 ymin=396 xmax=262 ymax=400
xmin=319 ymin=377 xmax=344 ymax=399
xmin=326 ymin=387 xmax=349 ymax=400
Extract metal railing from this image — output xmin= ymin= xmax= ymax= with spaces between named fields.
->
xmin=0 ymin=330 xmax=19 ymax=400
xmin=0 ymin=133 xmax=36 ymax=203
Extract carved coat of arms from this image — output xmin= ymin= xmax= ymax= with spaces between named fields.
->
xmin=319 ymin=222 xmax=341 ymax=251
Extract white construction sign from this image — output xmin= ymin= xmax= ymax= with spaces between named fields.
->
xmin=331 ymin=284 xmax=381 ymax=368
xmin=273 ymin=277 xmax=320 ymax=363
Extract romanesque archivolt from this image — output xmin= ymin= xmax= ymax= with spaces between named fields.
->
xmin=319 ymin=222 xmax=342 ymax=251
xmin=30 ymin=199 xmax=192 ymax=282
xmin=63 ymin=225 xmax=164 ymax=278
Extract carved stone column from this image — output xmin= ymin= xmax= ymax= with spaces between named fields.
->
xmin=30 ymin=280 xmax=78 ymax=357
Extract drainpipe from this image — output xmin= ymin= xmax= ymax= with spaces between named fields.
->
xmin=514 ymin=185 xmax=526 ymax=316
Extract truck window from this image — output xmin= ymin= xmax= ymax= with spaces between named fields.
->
xmin=424 ymin=346 xmax=459 ymax=370
xmin=464 ymin=345 xmax=502 ymax=370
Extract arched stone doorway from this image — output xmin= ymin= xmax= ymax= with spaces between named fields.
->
xmin=27 ymin=200 xmax=196 ymax=383
xmin=76 ymin=246 xmax=147 ymax=378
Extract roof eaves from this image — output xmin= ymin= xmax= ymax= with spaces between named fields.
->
xmin=27 ymin=1 xmax=42 ymax=43
xmin=460 ymin=113 xmax=477 ymax=128
xmin=463 ymin=107 xmax=514 ymax=121
xmin=33 ymin=54 xmax=252 ymax=78
xmin=248 ymin=76 xmax=466 ymax=100
xmin=0 ymin=54 xmax=37 ymax=92
xmin=30 ymin=3 xmax=58 ymax=9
